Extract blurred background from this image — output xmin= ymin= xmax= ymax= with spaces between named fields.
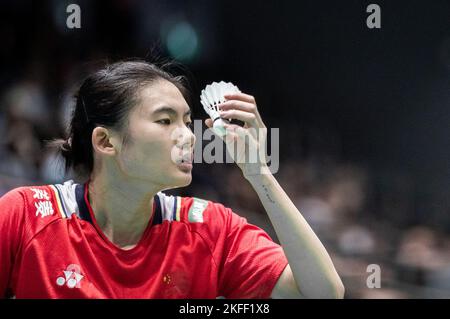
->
xmin=0 ymin=0 xmax=449 ymax=298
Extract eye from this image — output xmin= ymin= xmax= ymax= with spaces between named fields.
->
xmin=156 ymin=119 xmax=171 ymax=125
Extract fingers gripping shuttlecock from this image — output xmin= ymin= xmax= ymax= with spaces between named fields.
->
xmin=200 ymin=81 xmax=241 ymax=136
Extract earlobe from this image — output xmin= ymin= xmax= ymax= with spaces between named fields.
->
xmin=92 ymin=127 xmax=117 ymax=156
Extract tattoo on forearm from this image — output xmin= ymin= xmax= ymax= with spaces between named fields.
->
xmin=262 ymin=184 xmax=276 ymax=204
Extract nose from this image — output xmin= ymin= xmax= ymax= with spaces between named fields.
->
xmin=171 ymin=125 xmax=195 ymax=149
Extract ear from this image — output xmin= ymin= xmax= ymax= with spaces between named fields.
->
xmin=91 ymin=126 xmax=119 ymax=157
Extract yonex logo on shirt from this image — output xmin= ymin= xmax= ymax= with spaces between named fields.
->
xmin=56 ymin=264 xmax=84 ymax=289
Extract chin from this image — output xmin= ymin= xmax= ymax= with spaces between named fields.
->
xmin=166 ymin=171 xmax=192 ymax=189
xmin=177 ymin=174 xmax=193 ymax=187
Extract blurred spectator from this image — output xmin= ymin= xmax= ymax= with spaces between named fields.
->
xmin=3 ymin=80 xmax=53 ymax=137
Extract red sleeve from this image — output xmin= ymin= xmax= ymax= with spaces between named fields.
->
xmin=215 ymin=208 xmax=288 ymax=299
xmin=0 ymin=188 xmax=25 ymax=298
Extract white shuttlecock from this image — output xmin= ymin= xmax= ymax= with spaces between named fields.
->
xmin=200 ymin=81 xmax=241 ymax=136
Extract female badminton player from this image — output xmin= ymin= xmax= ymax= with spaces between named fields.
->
xmin=0 ymin=61 xmax=344 ymax=299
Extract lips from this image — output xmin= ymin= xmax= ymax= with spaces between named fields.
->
xmin=181 ymin=158 xmax=193 ymax=164
xmin=175 ymin=148 xmax=193 ymax=165
xmin=177 ymin=153 xmax=193 ymax=172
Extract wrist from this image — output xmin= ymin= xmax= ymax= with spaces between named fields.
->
xmin=243 ymin=164 xmax=273 ymax=183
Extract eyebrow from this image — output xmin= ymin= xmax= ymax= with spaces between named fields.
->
xmin=152 ymin=106 xmax=191 ymax=117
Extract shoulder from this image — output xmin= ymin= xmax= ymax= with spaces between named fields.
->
xmin=176 ymin=196 xmax=240 ymax=227
xmin=155 ymin=193 xmax=235 ymax=225
xmin=0 ymin=187 xmax=28 ymax=227
xmin=1 ymin=185 xmax=61 ymax=217
xmin=0 ymin=184 xmax=65 ymax=240
xmin=0 ymin=186 xmax=36 ymax=218
xmin=172 ymin=195 xmax=246 ymax=247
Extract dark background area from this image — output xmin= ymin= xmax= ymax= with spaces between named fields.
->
xmin=0 ymin=0 xmax=449 ymax=298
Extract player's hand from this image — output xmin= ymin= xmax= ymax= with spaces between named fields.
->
xmin=204 ymin=92 xmax=270 ymax=177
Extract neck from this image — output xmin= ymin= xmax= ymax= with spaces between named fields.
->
xmin=87 ymin=169 xmax=160 ymax=249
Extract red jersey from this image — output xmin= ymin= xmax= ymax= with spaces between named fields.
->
xmin=0 ymin=180 xmax=288 ymax=299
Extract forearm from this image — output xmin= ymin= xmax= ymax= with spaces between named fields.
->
xmin=246 ymin=168 xmax=344 ymax=298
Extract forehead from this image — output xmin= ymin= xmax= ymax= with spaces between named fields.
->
xmin=137 ymin=79 xmax=189 ymax=115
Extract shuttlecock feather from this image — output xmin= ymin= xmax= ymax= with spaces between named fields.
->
xmin=200 ymin=81 xmax=241 ymax=136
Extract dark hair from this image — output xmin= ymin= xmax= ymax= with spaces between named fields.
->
xmin=48 ymin=60 xmax=190 ymax=179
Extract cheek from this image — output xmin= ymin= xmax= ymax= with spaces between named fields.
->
xmin=121 ymin=136 xmax=174 ymax=170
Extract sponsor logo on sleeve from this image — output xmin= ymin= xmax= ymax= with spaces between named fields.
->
xmin=188 ymin=198 xmax=208 ymax=223
xmin=30 ymin=188 xmax=54 ymax=218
